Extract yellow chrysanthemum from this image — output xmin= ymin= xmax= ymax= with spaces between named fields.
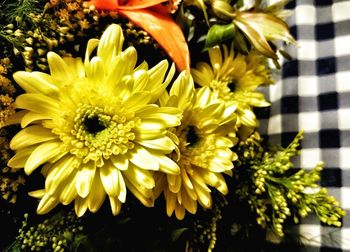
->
xmin=7 ymin=24 xmax=182 ymax=216
xmin=155 ymin=72 xmax=238 ymax=220
xmin=191 ymin=45 xmax=273 ymax=131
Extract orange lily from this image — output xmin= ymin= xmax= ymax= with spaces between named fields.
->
xmin=88 ymin=0 xmax=190 ymax=72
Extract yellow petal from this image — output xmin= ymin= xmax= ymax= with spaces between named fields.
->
xmin=139 ymin=137 xmax=175 ymax=153
xmin=97 ymin=23 xmax=124 ymax=66
xmin=28 ymin=189 xmax=45 ymax=198
xmin=10 ymin=125 xmax=57 ymax=150
xmin=215 ymin=136 xmax=234 ymax=148
xmin=15 ymin=93 xmax=60 ymax=118
xmin=165 ymin=188 xmax=176 ymax=217
xmin=109 ymin=196 xmax=122 ymax=216
xmin=202 ymin=171 xmax=228 ymax=195
xmin=129 ymin=146 xmax=159 ymax=171
xmin=153 ymin=173 xmax=166 ymax=199
xmin=114 ymin=75 xmax=134 ymax=101
xmin=108 ymin=47 xmax=137 ymax=85
xmin=24 ymin=141 xmax=64 ymax=175
xmin=123 ymin=165 xmax=155 ymax=190
xmin=76 ymin=161 xmax=96 ymax=198
xmin=196 ymin=87 xmax=212 ymax=108
xmin=193 ymin=180 xmax=212 ymax=208
xmin=87 ymin=172 xmax=106 ymax=212
xmin=45 ymin=155 xmax=77 ymax=194
xmin=150 ymin=152 xmax=180 ymax=175
xmin=7 ymin=145 xmax=37 ymax=169
xmin=63 ymin=57 xmax=85 ymax=79
xmin=181 ymin=189 xmax=197 ymax=214
xmin=147 ymin=60 xmax=168 ymax=88
xmin=86 ymin=56 xmax=105 ymax=84
xmin=208 ymin=157 xmax=233 ymax=172
xmin=123 ymin=91 xmax=152 ymax=112
xmin=147 ymin=61 xmax=175 ymax=102
xmin=167 ymin=174 xmax=181 ymax=193
xmin=84 ymin=38 xmax=99 ymax=69
xmin=181 ymin=168 xmax=194 ymax=191
xmin=145 ymin=112 xmax=181 ymax=128
xmin=191 ymin=63 xmax=214 ymax=87
xmin=132 ymin=70 xmax=149 ymax=92
xmin=47 ymin=52 xmax=72 ymax=86
xmin=169 ymin=72 xmax=195 ymax=110
xmin=117 ymin=169 xmax=127 ymax=203
xmin=208 ymin=46 xmax=223 ymax=75
xmin=100 ymin=161 xmax=120 ymax=197
xmin=111 ymin=155 xmax=129 ymax=171
xmin=125 ymin=177 xmax=154 ymax=207
xmin=183 ymin=184 xmax=197 ymax=201
xmin=135 ymin=128 xmax=167 ymax=140
xmin=37 ymin=193 xmax=59 ymax=215
xmin=175 ymin=204 xmax=185 ymax=220
xmin=13 ymin=71 xmax=59 ymax=95
xmin=190 ymin=172 xmax=211 ymax=192
xmin=60 ymin=172 xmax=78 ymax=205
xmin=239 ymin=108 xmax=257 ymax=128
xmin=21 ymin=111 xmax=51 ymax=128
xmin=75 ymin=196 xmax=88 ymax=217
xmin=138 ymin=119 xmax=169 ymax=131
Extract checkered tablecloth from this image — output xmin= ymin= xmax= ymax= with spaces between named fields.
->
xmin=259 ymin=0 xmax=350 ymax=250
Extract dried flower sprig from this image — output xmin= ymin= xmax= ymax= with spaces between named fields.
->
xmin=14 ymin=211 xmax=87 ymax=252
xmin=234 ymin=131 xmax=346 ymax=237
xmin=0 ymin=129 xmax=25 ymax=204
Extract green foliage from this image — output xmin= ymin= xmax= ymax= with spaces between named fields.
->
xmin=233 ymin=131 xmax=346 ymax=237
xmin=9 ymin=210 xmax=87 ymax=252
xmin=189 ymin=193 xmax=228 ymax=251
xmin=204 ymin=23 xmax=236 ymax=49
xmin=171 ymin=227 xmax=189 ymax=242
xmin=2 ymin=0 xmax=43 ymax=25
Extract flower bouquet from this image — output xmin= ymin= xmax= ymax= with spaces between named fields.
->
xmin=0 ymin=0 xmax=346 ymax=251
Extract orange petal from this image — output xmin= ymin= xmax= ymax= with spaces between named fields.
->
xmin=88 ymin=0 xmax=167 ymax=10
xmin=119 ymin=0 xmax=168 ymax=9
xmin=119 ymin=5 xmax=190 ymax=72
xmin=88 ymin=0 xmax=119 ymax=9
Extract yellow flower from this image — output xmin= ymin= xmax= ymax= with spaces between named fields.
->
xmin=191 ymin=45 xmax=272 ymax=133
xmin=155 ymin=72 xmax=238 ymax=219
xmin=7 ymin=24 xmax=182 ymax=216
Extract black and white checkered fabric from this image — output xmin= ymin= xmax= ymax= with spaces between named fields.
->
xmin=259 ymin=0 xmax=350 ymax=250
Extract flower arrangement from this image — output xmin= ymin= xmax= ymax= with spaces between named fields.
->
xmin=0 ymin=0 xmax=346 ymax=251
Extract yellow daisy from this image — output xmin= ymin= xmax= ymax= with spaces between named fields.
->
xmin=155 ymin=72 xmax=238 ymax=220
xmin=191 ymin=45 xmax=273 ymax=132
xmin=7 ymin=24 xmax=182 ymax=216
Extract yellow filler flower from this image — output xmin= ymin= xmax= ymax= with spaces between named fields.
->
xmin=191 ymin=45 xmax=273 ymax=135
xmin=7 ymin=24 xmax=182 ymax=216
xmin=155 ymin=72 xmax=238 ymax=219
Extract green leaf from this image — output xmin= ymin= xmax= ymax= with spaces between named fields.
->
xmin=233 ymin=30 xmax=249 ymax=54
xmin=175 ymin=5 xmax=194 ymax=39
xmin=205 ymin=23 xmax=235 ymax=49
xmin=236 ymin=0 xmax=244 ymax=8
xmin=171 ymin=227 xmax=188 ymax=242
xmin=3 ymin=241 xmax=22 ymax=252
xmin=116 ymin=217 xmax=132 ymax=224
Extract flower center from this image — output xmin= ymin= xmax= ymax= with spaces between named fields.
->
xmin=228 ymin=81 xmax=236 ymax=92
xmin=56 ymin=103 xmax=140 ymax=166
xmin=186 ymin=125 xmax=200 ymax=147
xmin=176 ymin=124 xmax=217 ymax=169
xmin=83 ymin=115 xmax=107 ymax=134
